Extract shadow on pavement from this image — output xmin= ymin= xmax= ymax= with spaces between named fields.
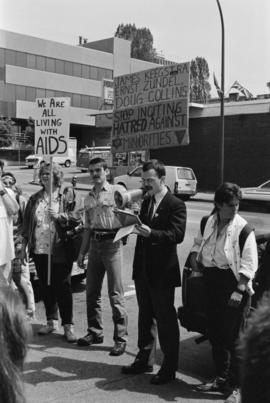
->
xmin=25 ymin=325 xmax=221 ymax=402
xmin=179 ymin=334 xmax=214 ymax=380
xmin=24 ymin=350 xmax=221 ymax=402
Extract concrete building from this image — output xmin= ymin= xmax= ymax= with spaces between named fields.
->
xmin=0 ymin=29 xmax=160 ymax=150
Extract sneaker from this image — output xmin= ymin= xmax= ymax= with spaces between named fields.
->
xmin=109 ymin=341 xmax=126 ymax=356
xmin=77 ymin=333 xmax=104 ymax=346
xmin=64 ymin=324 xmax=77 ymax=343
xmin=196 ymin=376 xmax=228 ymax=393
xmin=38 ymin=320 xmax=58 ymax=335
xmin=225 ymin=388 xmax=241 ymax=403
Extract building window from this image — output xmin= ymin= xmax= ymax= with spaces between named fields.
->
xmin=0 ymin=82 xmax=5 ymax=100
xmin=64 ymin=61 xmax=73 ymax=76
xmin=5 ymin=49 xmax=16 ymax=65
xmin=45 ymin=58 xmax=55 ymax=73
xmin=82 ymin=64 xmax=90 ymax=79
xmin=90 ymin=66 xmax=98 ymax=80
xmin=97 ymin=68 xmax=105 ymax=81
xmin=55 ymin=59 xmax=64 ymax=74
xmin=36 ymin=56 xmax=46 ymax=70
xmin=81 ymin=95 xmax=90 ymax=108
xmin=16 ymin=51 xmax=27 ymax=67
xmin=0 ymin=49 xmax=5 ymax=67
xmin=54 ymin=90 xmax=63 ymax=97
xmin=27 ymin=54 xmax=36 ymax=69
xmin=45 ymin=89 xmax=55 ymax=98
xmin=104 ymin=69 xmax=113 ymax=79
xmin=15 ymin=85 xmax=26 ymax=101
xmin=36 ymin=88 xmax=46 ymax=98
xmin=0 ymin=67 xmax=5 ymax=81
xmin=4 ymin=84 xmax=16 ymax=102
xmin=72 ymin=63 xmax=82 ymax=77
xmin=26 ymin=87 xmax=36 ymax=102
xmin=90 ymin=96 xmax=99 ymax=109
xmin=72 ymin=94 xmax=81 ymax=107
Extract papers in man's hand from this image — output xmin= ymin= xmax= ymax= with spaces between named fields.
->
xmin=113 ymin=225 xmax=136 ymax=242
xmin=113 ymin=208 xmax=142 ymax=242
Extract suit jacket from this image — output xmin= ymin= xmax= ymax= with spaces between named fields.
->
xmin=133 ymin=191 xmax=186 ymax=287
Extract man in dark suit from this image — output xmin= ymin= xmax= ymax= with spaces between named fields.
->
xmin=122 ymin=159 xmax=186 ymax=384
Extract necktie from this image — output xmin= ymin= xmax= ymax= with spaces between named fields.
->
xmin=147 ymin=196 xmax=155 ymax=221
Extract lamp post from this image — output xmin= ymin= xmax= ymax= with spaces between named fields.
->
xmin=216 ymin=0 xmax=225 ymax=184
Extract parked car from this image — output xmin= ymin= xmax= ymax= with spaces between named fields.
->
xmin=240 ymin=180 xmax=270 ymax=213
xmin=241 ymin=180 xmax=270 ymax=201
xmin=114 ymin=165 xmax=197 ymax=200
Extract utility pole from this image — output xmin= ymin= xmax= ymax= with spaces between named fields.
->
xmin=216 ymin=0 xmax=225 ymax=184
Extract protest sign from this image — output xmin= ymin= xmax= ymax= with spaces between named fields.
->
xmin=34 ymin=97 xmax=70 ymax=156
xmin=113 ymin=63 xmax=190 ymax=152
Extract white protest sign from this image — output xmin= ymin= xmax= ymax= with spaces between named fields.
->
xmin=34 ymin=97 xmax=70 ymax=156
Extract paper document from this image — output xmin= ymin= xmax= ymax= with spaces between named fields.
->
xmin=113 ymin=225 xmax=136 ymax=242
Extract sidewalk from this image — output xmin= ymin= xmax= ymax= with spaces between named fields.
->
xmin=24 ymin=291 xmax=222 ymax=403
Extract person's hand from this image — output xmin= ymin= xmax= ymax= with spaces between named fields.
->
xmin=190 ymin=270 xmax=203 ymax=278
xmin=228 ymin=291 xmax=243 ymax=307
xmin=48 ymin=207 xmax=59 ymax=220
xmin=77 ymin=253 xmax=85 ymax=268
xmin=0 ymin=181 xmax=6 ymax=192
xmin=134 ymin=224 xmax=151 ymax=237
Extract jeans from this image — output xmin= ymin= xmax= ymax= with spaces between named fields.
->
xmin=33 ymin=254 xmax=73 ymax=326
xmin=86 ymin=239 xmax=128 ymax=342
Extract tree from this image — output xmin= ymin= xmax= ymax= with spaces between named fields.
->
xmin=190 ymin=57 xmax=211 ymax=103
xmin=115 ymin=23 xmax=157 ymax=62
xmin=267 ymin=82 xmax=270 ymax=92
xmin=24 ymin=117 xmax=35 ymax=146
xmin=0 ymin=117 xmax=16 ymax=147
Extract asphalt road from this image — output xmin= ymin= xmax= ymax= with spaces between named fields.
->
xmin=6 ymin=166 xmax=270 ymax=403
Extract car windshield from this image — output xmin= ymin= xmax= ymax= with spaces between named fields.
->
xmin=260 ymin=181 xmax=270 ymax=189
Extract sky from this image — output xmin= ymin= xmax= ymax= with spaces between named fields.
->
xmin=1 ymin=0 xmax=270 ymax=97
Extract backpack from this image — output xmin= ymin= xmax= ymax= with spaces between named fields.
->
xmin=178 ymin=215 xmax=253 ymax=339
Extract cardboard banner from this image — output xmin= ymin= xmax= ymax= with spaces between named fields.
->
xmin=113 ymin=63 xmax=190 ymax=152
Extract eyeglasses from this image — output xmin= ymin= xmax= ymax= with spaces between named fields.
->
xmin=89 ymin=168 xmax=102 ymax=174
xmin=41 ymin=173 xmax=50 ymax=177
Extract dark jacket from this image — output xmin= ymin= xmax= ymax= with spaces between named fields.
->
xmin=133 ymin=191 xmax=186 ymax=287
xmin=22 ymin=183 xmax=80 ymax=257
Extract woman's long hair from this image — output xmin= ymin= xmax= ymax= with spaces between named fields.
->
xmin=0 ymin=287 xmax=31 ymax=403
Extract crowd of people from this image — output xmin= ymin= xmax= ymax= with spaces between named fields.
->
xmin=0 ymin=157 xmax=268 ymax=403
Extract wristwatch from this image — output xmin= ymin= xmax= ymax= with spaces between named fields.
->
xmin=0 ymin=190 xmax=6 ymax=196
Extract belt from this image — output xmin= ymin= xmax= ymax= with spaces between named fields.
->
xmin=91 ymin=230 xmax=118 ymax=241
